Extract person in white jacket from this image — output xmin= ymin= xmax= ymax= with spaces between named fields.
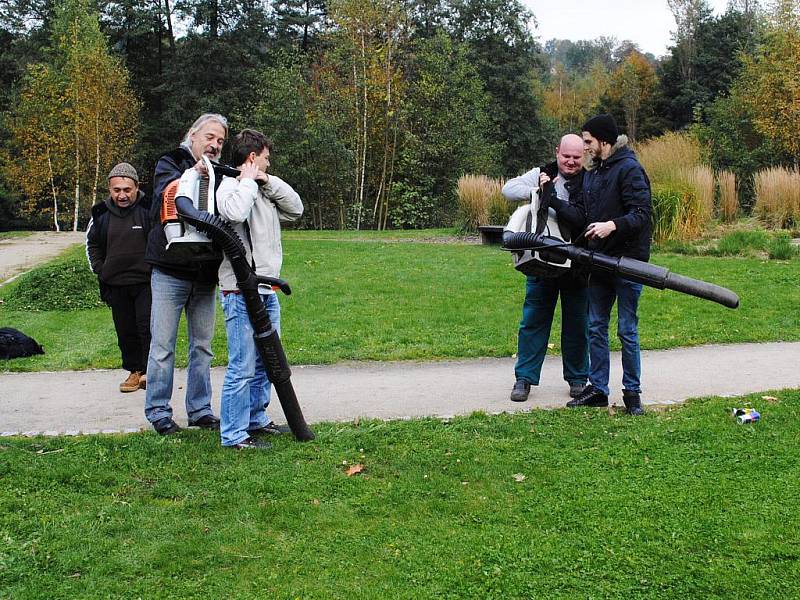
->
xmin=216 ymin=129 xmax=304 ymax=449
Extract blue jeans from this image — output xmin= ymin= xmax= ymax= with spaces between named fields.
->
xmin=220 ymin=291 xmax=281 ymax=446
xmin=587 ymin=275 xmax=643 ymax=396
xmin=515 ymin=275 xmax=589 ymax=386
xmin=144 ymin=268 xmax=216 ymax=423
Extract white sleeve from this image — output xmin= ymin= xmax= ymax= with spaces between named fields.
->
xmin=502 ymin=167 xmax=540 ymax=203
xmin=216 ymin=176 xmax=259 ymax=223
xmin=264 ymin=175 xmax=304 ymax=222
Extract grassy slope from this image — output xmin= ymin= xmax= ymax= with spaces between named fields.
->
xmin=1 ymin=237 xmax=799 ymax=372
xmin=1 ymin=391 xmax=798 ymax=598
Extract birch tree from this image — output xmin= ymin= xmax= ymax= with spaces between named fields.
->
xmin=6 ymin=0 xmax=139 ymax=230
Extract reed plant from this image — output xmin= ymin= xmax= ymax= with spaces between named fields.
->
xmin=717 ymin=170 xmax=737 ymax=222
xmin=636 ymin=132 xmax=714 ymax=241
xmin=456 ymin=174 xmax=507 ymax=231
xmin=754 ymin=167 xmax=800 ymax=229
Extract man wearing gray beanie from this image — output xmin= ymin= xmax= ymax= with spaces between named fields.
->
xmin=567 ymin=113 xmax=652 ymax=416
xmin=86 ymin=162 xmax=152 ymax=393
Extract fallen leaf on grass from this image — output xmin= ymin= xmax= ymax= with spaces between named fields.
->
xmin=547 ymin=343 xmax=555 ymax=349
xmin=345 ymin=463 xmax=364 ymax=476
xmin=761 ymin=395 xmax=778 ymax=403
xmin=512 ymin=473 xmax=526 ymax=482
xmin=312 ymin=498 xmax=320 ymax=505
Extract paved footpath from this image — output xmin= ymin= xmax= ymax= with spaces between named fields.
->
xmin=1 ymin=342 xmax=798 ymax=436
xmin=0 ymin=231 xmax=86 ymax=284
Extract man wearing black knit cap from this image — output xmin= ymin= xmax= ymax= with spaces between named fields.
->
xmin=567 ymin=114 xmax=652 ymax=415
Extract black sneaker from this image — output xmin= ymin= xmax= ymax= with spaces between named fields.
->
xmin=566 ymin=384 xmax=608 ymax=408
xmin=509 ymin=379 xmax=531 ymax=402
xmin=230 ymin=437 xmax=271 ymax=450
xmin=152 ymin=416 xmax=181 ymax=436
xmin=623 ymin=390 xmax=645 ymax=416
xmin=188 ymin=414 xmax=221 ymax=430
xmin=248 ymin=421 xmax=291 ymax=437
xmin=569 ymin=382 xmax=586 ymax=398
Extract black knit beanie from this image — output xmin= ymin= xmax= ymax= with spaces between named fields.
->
xmin=582 ymin=114 xmax=619 ymax=145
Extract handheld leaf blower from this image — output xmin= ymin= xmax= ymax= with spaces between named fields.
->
xmin=502 ymin=230 xmax=739 ymax=309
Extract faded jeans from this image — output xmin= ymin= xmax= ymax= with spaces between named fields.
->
xmin=219 ymin=291 xmax=280 ymax=446
xmin=144 ymin=268 xmax=216 ymax=424
xmin=587 ymin=274 xmax=643 ymax=396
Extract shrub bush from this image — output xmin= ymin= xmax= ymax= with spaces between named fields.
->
xmin=754 ymin=167 xmax=800 ymax=229
xmin=3 ymin=251 xmax=103 ymax=311
xmin=637 ymin=133 xmax=714 ymax=240
xmin=650 ymin=182 xmax=711 ymax=242
xmin=388 ymin=182 xmax=437 ymax=229
xmin=715 ymin=230 xmax=769 ymax=256
xmin=717 ymin=170 xmax=737 ymax=222
xmin=456 ymin=174 xmax=506 ymax=232
xmin=767 ymin=231 xmax=797 ymax=260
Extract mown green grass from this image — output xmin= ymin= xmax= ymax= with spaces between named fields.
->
xmin=2 ymin=233 xmax=799 ymax=372
xmin=1 ymin=392 xmax=798 ymax=598
xmin=0 ymin=231 xmax=33 ymax=240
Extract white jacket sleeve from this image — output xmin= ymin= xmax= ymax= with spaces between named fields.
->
xmin=502 ymin=167 xmax=540 ymax=203
xmin=216 ymin=176 xmax=259 ymax=223
xmin=264 ymin=175 xmax=304 ymax=223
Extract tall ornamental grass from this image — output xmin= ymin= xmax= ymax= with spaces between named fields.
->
xmin=456 ymin=174 xmax=507 ymax=231
xmin=718 ymin=170 xmax=737 ymax=222
xmin=637 ymin=133 xmax=714 ymax=240
xmin=754 ymin=167 xmax=800 ymax=229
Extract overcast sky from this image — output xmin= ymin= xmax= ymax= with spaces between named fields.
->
xmin=522 ymin=0 xmax=732 ymax=58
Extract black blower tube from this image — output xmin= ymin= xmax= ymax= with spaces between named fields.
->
xmin=176 ymin=197 xmax=315 ymax=441
xmin=502 ymin=231 xmax=739 ymax=309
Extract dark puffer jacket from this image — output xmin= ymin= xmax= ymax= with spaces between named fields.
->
xmin=581 ymin=136 xmax=652 ymax=262
xmin=144 ymin=146 xmax=221 ymax=284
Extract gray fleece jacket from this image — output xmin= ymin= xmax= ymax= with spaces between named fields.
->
xmin=216 ymin=174 xmax=304 ymax=293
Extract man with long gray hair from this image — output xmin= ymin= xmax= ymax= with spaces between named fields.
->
xmin=143 ymin=113 xmax=228 ymax=435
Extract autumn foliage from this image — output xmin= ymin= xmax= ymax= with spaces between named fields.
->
xmin=4 ymin=0 xmax=139 ymax=231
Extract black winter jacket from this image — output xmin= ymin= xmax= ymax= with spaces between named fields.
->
xmin=582 ymin=142 xmax=652 ymax=262
xmin=144 ymin=146 xmax=222 ymax=284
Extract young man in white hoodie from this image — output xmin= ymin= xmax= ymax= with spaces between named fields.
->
xmin=216 ymin=129 xmax=304 ymax=449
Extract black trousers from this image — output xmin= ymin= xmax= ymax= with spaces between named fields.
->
xmin=108 ymin=283 xmax=152 ymax=373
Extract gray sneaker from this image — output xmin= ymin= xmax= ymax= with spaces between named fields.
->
xmin=569 ymin=383 xmax=586 ymax=398
xmin=510 ymin=379 xmax=531 ymax=402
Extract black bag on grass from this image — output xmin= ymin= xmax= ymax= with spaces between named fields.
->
xmin=0 ymin=327 xmax=45 ymax=359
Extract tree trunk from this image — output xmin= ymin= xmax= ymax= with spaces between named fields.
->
xmin=73 ymin=124 xmax=80 ymax=232
xmin=47 ymin=146 xmax=60 ymax=232
xmin=357 ymin=31 xmax=368 ymax=230
xmin=373 ymin=39 xmax=393 ymax=230
xmin=163 ymin=0 xmax=176 ymax=53
xmin=93 ymin=116 xmax=101 ymax=207
xmin=383 ymin=125 xmax=398 ymax=231
xmin=209 ymin=0 xmax=219 ymax=38
xmin=351 ymin=60 xmax=362 ymax=230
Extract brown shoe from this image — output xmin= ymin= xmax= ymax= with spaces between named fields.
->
xmin=120 ymin=371 xmax=141 ymax=393
xmin=139 ymin=372 xmax=147 ymax=390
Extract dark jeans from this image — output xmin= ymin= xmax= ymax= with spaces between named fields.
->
xmin=587 ymin=274 xmax=643 ymax=396
xmin=108 ymin=282 xmax=152 ymax=373
xmin=515 ymin=275 xmax=589 ymax=386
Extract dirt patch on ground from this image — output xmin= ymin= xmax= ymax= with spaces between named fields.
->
xmin=0 ymin=231 xmax=85 ymax=284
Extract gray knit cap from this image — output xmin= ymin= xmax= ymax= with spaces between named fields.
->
xmin=108 ymin=162 xmax=139 ymax=183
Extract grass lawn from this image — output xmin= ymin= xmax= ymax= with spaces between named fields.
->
xmin=0 ymin=231 xmax=33 ymax=240
xmin=1 ymin=391 xmax=798 ymax=598
xmin=1 ymin=231 xmax=799 ymax=371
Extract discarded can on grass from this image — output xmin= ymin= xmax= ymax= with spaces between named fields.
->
xmin=732 ymin=408 xmax=760 ymax=424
